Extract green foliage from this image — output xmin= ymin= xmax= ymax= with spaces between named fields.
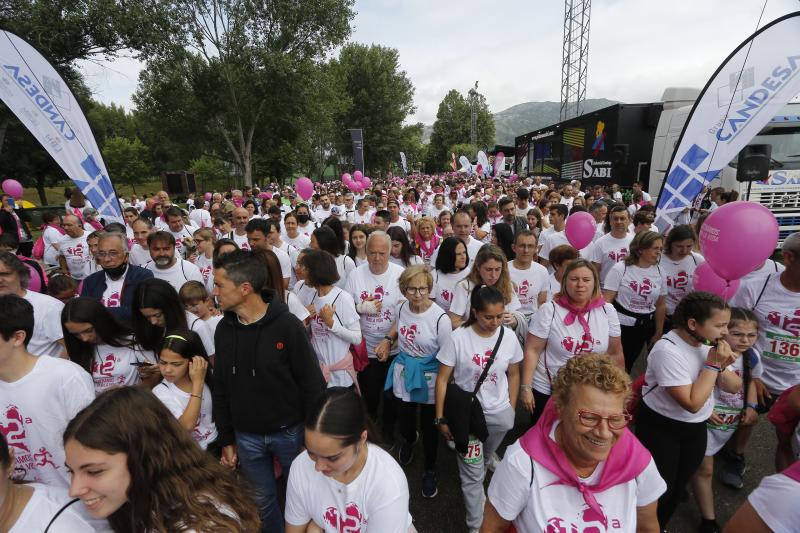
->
xmin=449 ymin=143 xmax=478 ymax=163
xmin=332 ymin=43 xmax=415 ymax=175
xmin=103 ymin=136 xmax=149 ymax=193
xmin=426 ymin=88 xmax=495 ymax=171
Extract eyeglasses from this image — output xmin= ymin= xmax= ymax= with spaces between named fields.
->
xmin=577 ymin=409 xmax=631 ymax=430
xmin=96 ymin=251 xmax=123 ymax=259
xmin=406 ymin=286 xmax=429 ymax=295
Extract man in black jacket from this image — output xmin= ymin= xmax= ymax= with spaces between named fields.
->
xmin=212 ymin=249 xmax=324 ymax=532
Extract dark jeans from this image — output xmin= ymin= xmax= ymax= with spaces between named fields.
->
xmin=635 ymin=403 xmax=707 ymax=528
xmin=236 ymin=424 xmax=304 ymax=533
xmin=397 ymin=400 xmax=438 ymax=470
xmin=531 ymin=389 xmax=551 ymax=428
xmin=621 ymin=320 xmax=655 ymax=373
xmin=357 ymin=357 xmax=397 ymax=442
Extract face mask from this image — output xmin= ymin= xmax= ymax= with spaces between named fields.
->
xmin=297 ymin=214 xmax=310 ymax=224
xmin=103 ymin=262 xmax=128 ymax=279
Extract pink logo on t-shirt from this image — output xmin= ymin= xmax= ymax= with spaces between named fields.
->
xmin=323 ymin=502 xmax=363 ymax=532
xmin=0 ymin=405 xmax=30 ymax=452
xmin=766 ymin=309 xmax=800 ymax=336
xmin=607 ymin=248 xmax=628 ymax=262
xmin=360 ymin=285 xmax=385 ymax=302
xmin=666 ymin=271 xmax=689 ymax=291
xmin=441 ymin=289 xmax=452 ymax=303
xmin=519 ymin=279 xmax=530 ymax=297
xmin=546 ymin=503 xmax=617 ymax=532
xmin=92 ymin=354 xmax=117 ymax=377
xmin=628 ymin=278 xmax=653 ymax=297
xmin=471 ymin=348 xmax=493 ymax=368
xmin=103 ymin=291 xmax=121 ymax=308
xmin=66 ymin=243 xmax=85 ymax=257
xmin=200 ymin=265 xmax=212 ymax=282
xmin=400 ymin=324 xmax=417 ymax=345
xmin=561 ymin=335 xmax=595 ymax=355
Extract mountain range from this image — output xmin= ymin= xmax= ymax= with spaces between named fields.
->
xmin=421 ymin=98 xmax=620 ymax=146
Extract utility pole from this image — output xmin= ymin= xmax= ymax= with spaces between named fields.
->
xmin=470 ymin=81 xmax=478 ymax=147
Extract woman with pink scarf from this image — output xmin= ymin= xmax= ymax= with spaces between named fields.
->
xmin=481 ymin=355 xmax=665 ymax=533
xmin=521 ymin=259 xmax=624 ymax=426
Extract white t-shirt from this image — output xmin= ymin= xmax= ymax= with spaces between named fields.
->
xmin=0 ymin=356 xmax=94 ymax=489
xmin=42 ymin=226 xmax=64 ymax=266
xmin=186 ymin=311 xmax=216 ymax=356
xmin=642 ymin=330 xmax=714 ymax=422
xmin=345 ymin=263 xmax=406 ymax=358
xmin=58 ymin=234 xmax=90 ymax=279
xmin=334 ymin=254 xmax=357 ymax=289
xmin=228 ymin=230 xmax=250 ymax=251
xmin=540 ymin=230 xmax=571 ymax=266
xmin=489 ymin=436 xmax=665 ymax=533
xmin=603 ymin=263 xmax=666 ymax=327
xmin=659 ymin=252 xmax=703 ymax=315
xmin=128 ymin=244 xmax=151 ymax=266
xmin=730 ymin=274 xmax=800 ymax=394
xmin=585 ymin=233 xmax=633 ymax=283
xmin=286 ymin=444 xmax=413 ymax=533
xmin=748 ymin=469 xmax=800 ymax=532
xmin=10 ymin=484 xmax=94 ymax=532
xmin=188 ymin=208 xmax=212 ymax=229
xmin=283 ymin=232 xmax=312 ymax=251
xmin=91 ymin=342 xmax=156 ymax=392
xmin=101 ymin=272 xmax=125 ymax=308
xmin=437 ymin=326 xmax=523 ymax=415
xmin=296 ymin=221 xmax=317 ymax=239
xmin=388 ymin=255 xmax=424 ymax=268
xmin=194 ymin=253 xmax=215 ymax=294
xmin=22 ymin=290 xmax=64 ymax=358
xmin=145 ymin=258 xmax=205 ymax=292
xmin=388 ymin=218 xmax=411 ymax=233
xmin=152 ymin=380 xmax=217 ymax=449
xmin=508 ymin=261 xmax=549 ymax=316
xmin=528 ymin=301 xmax=621 ymax=394
xmin=308 ymin=287 xmax=360 ymax=388
xmin=314 ymin=207 xmax=333 ymax=223
xmin=393 ymin=302 xmax=452 ymax=404
xmin=741 ymin=258 xmax=785 ymax=283
xmin=167 ymin=224 xmax=197 ymax=255
xmin=449 ymin=279 xmax=521 ymax=322
xmin=353 ymin=210 xmax=374 ymax=225
xmin=546 ymin=273 xmax=561 ymax=302
xmin=431 ymin=269 xmax=469 ymax=313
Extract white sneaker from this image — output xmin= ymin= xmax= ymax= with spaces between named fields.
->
xmin=486 ymin=451 xmax=501 ymax=472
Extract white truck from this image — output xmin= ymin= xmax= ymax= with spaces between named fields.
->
xmin=649 ymin=87 xmax=800 ymax=245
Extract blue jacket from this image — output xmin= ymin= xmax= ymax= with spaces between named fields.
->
xmin=80 ymin=264 xmax=153 ymax=324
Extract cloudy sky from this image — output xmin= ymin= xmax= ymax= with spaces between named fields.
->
xmin=77 ymin=0 xmax=799 ymax=125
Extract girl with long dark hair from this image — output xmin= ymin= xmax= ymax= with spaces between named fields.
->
xmin=312 ymin=226 xmax=356 ymax=289
xmin=347 ymin=224 xmax=371 ymax=267
xmin=285 ymin=387 xmax=414 ymax=533
xmin=64 ymin=387 xmax=260 ymax=531
xmin=62 ymin=297 xmax=158 ymax=391
xmin=387 ymin=226 xmax=423 ymax=268
xmin=431 ymin=237 xmax=469 ymax=313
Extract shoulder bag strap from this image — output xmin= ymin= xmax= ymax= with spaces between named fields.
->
xmin=472 ymin=326 xmax=505 ymax=396
xmin=44 ymin=498 xmax=80 ymax=533
xmin=753 ymin=274 xmax=772 ymax=310
xmin=544 ymin=301 xmax=556 ymax=385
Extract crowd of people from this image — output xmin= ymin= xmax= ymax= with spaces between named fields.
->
xmin=0 ymin=173 xmax=798 ymax=533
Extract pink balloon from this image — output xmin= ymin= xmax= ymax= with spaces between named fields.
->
xmin=564 ymin=211 xmax=596 ymax=250
xmin=363 ymin=177 xmax=372 ymax=189
xmin=692 ymin=262 xmax=740 ymax=301
xmin=353 ymin=170 xmax=363 ymax=182
xmin=2 ymin=179 xmax=23 ymax=200
xmin=699 ymin=202 xmax=778 ymax=280
xmin=352 ymin=182 xmax=364 ymax=193
xmin=203 ymin=192 xmax=212 ymax=202
xmin=341 ymin=173 xmax=352 ymax=185
xmin=295 ymin=177 xmax=314 ymax=201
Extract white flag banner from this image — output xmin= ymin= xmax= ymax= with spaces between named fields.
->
xmin=0 ymin=31 xmax=121 ymax=219
xmin=399 ymin=151 xmax=407 ymax=174
xmin=655 ymin=12 xmax=800 ymax=229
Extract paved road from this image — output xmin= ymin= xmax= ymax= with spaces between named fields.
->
xmin=400 ymin=405 xmax=778 ymax=533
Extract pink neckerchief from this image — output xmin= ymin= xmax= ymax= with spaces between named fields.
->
xmin=556 ymin=295 xmax=605 ymax=339
xmin=43 ymin=223 xmax=66 ymax=235
xmin=784 ymin=460 xmax=800 ymax=482
xmin=415 ymin=232 xmax=440 ymax=259
xmin=519 ymin=400 xmax=651 ymax=518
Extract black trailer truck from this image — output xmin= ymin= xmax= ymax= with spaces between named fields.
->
xmin=514 ymin=102 xmax=664 ymax=187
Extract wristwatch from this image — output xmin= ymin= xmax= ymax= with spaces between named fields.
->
xmin=383 ymin=335 xmax=394 ymax=343
xmin=433 ymin=417 xmax=448 ymax=426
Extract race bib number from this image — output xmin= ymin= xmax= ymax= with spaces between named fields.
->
xmin=460 ymin=437 xmax=483 ymax=465
xmin=764 ymin=331 xmax=800 ymax=362
xmin=707 ymin=404 xmax=741 ymax=432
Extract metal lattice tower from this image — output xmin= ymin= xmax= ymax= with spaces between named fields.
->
xmin=560 ymin=0 xmax=591 ymax=121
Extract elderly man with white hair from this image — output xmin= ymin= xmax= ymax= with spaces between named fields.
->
xmin=345 ymin=231 xmax=405 ymax=445
xmin=725 ymin=232 xmax=800 ymax=485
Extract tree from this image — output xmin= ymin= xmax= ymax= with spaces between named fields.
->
xmin=134 ymin=0 xmax=356 ymax=186
xmin=426 ymin=88 xmax=495 ymax=171
xmin=332 ymin=44 xmax=415 ymax=174
xmin=103 ymin=137 xmax=149 ymax=193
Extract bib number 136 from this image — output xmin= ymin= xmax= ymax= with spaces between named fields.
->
xmin=765 ymin=332 xmax=800 ymax=362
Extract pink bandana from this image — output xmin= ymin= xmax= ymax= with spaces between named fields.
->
xmin=556 ymin=295 xmax=606 ymax=340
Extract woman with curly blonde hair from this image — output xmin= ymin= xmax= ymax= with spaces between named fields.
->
xmin=482 ymin=355 xmax=666 ymax=533
xmin=64 ymin=386 xmax=260 ymax=532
